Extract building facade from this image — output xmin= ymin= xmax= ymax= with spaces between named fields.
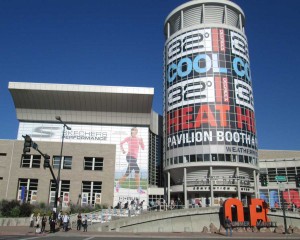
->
xmin=258 ymin=150 xmax=300 ymax=209
xmin=0 ymin=1 xmax=299 ymax=211
xmin=0 ymin=140 xmax=116 ymax=207
xmin=163 ymin=0 xmax=258 ymax=207
xmin=0 ymin=82 xmax=163 ymax=208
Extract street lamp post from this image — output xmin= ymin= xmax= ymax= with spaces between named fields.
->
xmin=278 ymin=183 xmax=288 ymax=234
xmin=54 ymin=116 xmax=71 ymax=211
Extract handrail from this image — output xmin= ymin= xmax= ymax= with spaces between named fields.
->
xmin=67 ymin=204 xmax=213 ymax=228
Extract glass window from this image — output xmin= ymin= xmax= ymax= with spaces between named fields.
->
xmin=53 ymin=156 xmax=72 ymax=169
xmin=21 ymin=155 xmax=41 ymax=168
xmin=197 ymin=154 xmax=203 ymax=162
xmin=204 ymin=154 xmax=210 ymax=161
xmin=53 ymin=156 xmax=61 ymax=169
xmin=32 ymin=155 xmax=41 ymax=168
xmin=94 ymin=158 xmax=104 ymax=171
xmin=83 ymin=157 xmax=104 ymax=171
xmin=267 ymin=168 xmax=276 ymax=182
xmin=60 ymin=180 xmax=70 ymax=195
xmin=277 ymin=168 xmax=286 ymax=176
xmin=287 ymin=167 xmax=296 ymax=182
xmin=225 ymin=154 xmax=231 ymax=162
xmin=63 ymin=156 xmax=72 ymax=169
xmin=18 ymin=178 xmax=38 ymax=203
xmin=21 ymin=155 xmax=31 ymax=168
xmin=218 ymin=154 xmax=225 ymax=161
xmin=84 ymin=157 xmax=93 ymax=170
xmin=81 ymin=181 xmax=102 ymax=206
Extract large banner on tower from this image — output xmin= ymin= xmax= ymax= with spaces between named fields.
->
xmin=164 ymin=28 xmax=257 ymax=158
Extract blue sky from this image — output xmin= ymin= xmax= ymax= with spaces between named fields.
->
xmin=0 ymin=0 xmax=299 ymax=150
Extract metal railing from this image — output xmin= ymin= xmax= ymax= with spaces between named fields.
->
xmin=68 ymin=204 xmax=201 ymax=227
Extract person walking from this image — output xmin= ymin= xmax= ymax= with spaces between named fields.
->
xmin=205 ymin=196 xmax=210 ymax=207
xmin=82 ymin=215 xmax=88 ymax=232
xmin=63 ymin=212 xmax=69 ymax=231
xmin=49 ymin=212 xmax=56 ymax=233
xmin=36 ymin=213 xmax=41 ymax=228
xmin=35 ymin=213 xmax=41 ymax=233
xmin=29 ymin=213 xmax=35 ymax=228
xmin=41 ymin=214 xmax=47 ymax=233
xmin=58 ymin=211 xmax=63 ymax=228
xmin=220 ymin=198 xmax=224 ymax=206
xmin=77 ymin=213 xmax=82 ymax=230
xmin=224 ymin=216 xmax=232 ymax=237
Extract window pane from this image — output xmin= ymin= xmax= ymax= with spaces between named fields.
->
xmin=94 ymin=158 xmax=103 ymax=171
xmin=32 ymin=155 xmax=41 ymax=168
xmin=84 ymin=157 xmax=93 ymax=170
xmin=53 ymin=156 xmax=61 ymax=169
xmin=268 ymin=168 xmax=276 ymax=182
xmin=204 ymin=154 xmax=210 ymax=161
xmin=63 ymin=156 xmax=72 ymax=169
xmin=287 ymin=167 xmax=296 ymax=182
xmin=190 ymin=155 xmax=196 ymax=162
xmin=21 ymin=155 xmax=31 ymax=168
xmin=60 ymin=180 xmax=70 ymax=195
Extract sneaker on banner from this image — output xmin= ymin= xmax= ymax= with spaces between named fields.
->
xmin=137 ymin=187 xmax=145 ymax=194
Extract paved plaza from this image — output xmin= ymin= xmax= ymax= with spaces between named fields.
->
xmin=1 ymin=226 xmax=300 ymax=240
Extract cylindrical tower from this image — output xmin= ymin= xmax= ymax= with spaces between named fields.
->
xmin=163 ymin=0 xmax=258 ymax=207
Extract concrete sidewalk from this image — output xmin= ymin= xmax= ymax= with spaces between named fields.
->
xmin=1 ymin=226 xmax=300 ymax=239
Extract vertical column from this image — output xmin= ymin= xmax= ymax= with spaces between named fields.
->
xmin=203 ymin=4 xmax=206 ymax=24
xmin=168 ymin=171 xmax=171 ymax=205
xmin=210 ymin=166 xmax=213 ymax=206
xmin=257 ymin=171 xmax=260 ymax=198
xmin=253 ymin=169 xmax=258 ymax=198
xmin=90 ymin=181 xmax=94 ymax=205
xmin=239 ymin=13 xmax=242 ymax=30
xmin=184 ymin=168 xmax=188 ymax=209
xmin=224 ymin=5 xmax=227 ymax=24
xmin=237 ymin=167 xmax=241 ymax=199
xmin=180 ymin=10 xmax=183 ymax=29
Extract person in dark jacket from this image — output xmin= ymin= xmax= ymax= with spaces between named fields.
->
xmin=224 ymin=216 xmax=232 ymax=237
xmin=49 ymin=212 xmax=56 ymax=233
xmin=41 ymin=214 xmax=47 ymax=233
xmin=77 ymin=213 xmax=82 ymax=230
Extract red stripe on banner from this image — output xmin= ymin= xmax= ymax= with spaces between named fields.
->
xmin=212 ymin=28 xmax=219 ymax=52
xmin=219 ymin=29 xmax=226 ymax=52
xmin=215 ymin=76 xmax=222 ymax=103
xmin=222 ymin=77 xmax=229 ymax=102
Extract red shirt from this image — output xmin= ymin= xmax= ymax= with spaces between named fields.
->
xmin=120 ymin=136 xmax=144 ymax=159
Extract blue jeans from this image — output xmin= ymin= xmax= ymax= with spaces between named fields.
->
xmin=226 ymin=227 xmax=232 ymax=236
xmin=63 ymin=222 xmax=68 ymax=231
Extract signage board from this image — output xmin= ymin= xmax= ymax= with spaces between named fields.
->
xmin=275 ymin=176 xmax=286 ymax=182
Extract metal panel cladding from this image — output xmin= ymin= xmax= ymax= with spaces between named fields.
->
xmin=164 ymin=3 xmax=257 ymax=162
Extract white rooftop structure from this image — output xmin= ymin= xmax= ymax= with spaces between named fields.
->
xmin=9 ymin=82 xmax=155 ymax=126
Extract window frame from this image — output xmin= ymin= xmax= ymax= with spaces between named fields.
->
xmin=21 ymin=154 xmax=41 ymax=168
xmin=84 ymin=157 xmax=103 ymax=171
